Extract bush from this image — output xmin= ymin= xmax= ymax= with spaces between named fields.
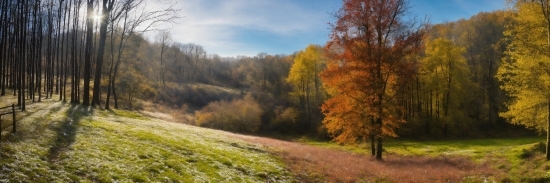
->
xmin=195 ymin=94 xmax=263 ymax=133
xmin=268 ymin=106 xmax=298 ymax=133
xmin=155 ymin=83 xmax=238 ymax=108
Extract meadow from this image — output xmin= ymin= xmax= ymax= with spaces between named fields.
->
xmin=0 ymin=97 xmax=547 ymax=182
xmin=0 ymin=98 xmax=291 ymax=182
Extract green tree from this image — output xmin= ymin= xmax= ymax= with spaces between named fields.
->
xmin=497 ymin=0 xmax=550 ymax=160
xmin=286 ymin=44 xmax=325 ymax=131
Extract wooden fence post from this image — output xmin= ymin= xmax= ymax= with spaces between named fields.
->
xmin=12 ymin=104 xmax=15 ymax=133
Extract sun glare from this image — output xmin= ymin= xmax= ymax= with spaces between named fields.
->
xmin=92 ymin=13 xmax=101 ymax=23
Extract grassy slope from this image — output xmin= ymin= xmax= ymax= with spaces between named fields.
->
xmin=2 ymin=95 xmax=549 ymax=182
xmin=0 ymin=98 xmax=292 ymax=182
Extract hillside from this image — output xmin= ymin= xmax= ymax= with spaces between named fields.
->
xmin=4 ymin=0 xmax=550 ymax=182
xmin=0 ymin=97 xmax=548 ymax=182
xmin=0 ymin=98 xmax=291 ymax=182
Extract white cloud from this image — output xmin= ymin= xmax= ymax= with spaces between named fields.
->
xmin=145 ymin=0 xmax=333 ymax=57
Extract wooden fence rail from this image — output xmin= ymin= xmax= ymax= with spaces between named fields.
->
xmin=0 ymin=104 xmax=16 ymax=141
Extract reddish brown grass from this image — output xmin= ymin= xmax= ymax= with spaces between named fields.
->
xmin=228 ymin=134 xmax=498 ymax=182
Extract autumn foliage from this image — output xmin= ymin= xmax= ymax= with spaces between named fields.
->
xmin=286 ymin=44 xmax=326 ymax=131
xmin=498 ymin=0 xmax=550 ymax=160
xmin=321 ymin=0 xmax=424 ymax=159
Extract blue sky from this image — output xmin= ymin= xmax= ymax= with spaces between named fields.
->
xmin=411 ymin=0 xmax=506 ymax=23
xmin=163 ymin=0 xmax=507 ymax=57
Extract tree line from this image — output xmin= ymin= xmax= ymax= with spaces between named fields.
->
xmin=319 ymin=0 xmax=550 ymax=160
xmin=4 ymin=0 xmax=550 ymax=161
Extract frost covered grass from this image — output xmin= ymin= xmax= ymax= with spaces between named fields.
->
xmin=0 ymin=97 xmax=292 ymax=182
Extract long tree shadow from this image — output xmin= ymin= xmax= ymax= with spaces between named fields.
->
xmin=0 ymin=100 xmax=65 ymax=143
xmin=47 ymin=104 xmax=94 ymax=162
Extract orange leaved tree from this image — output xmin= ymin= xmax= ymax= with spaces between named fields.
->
xmin=321 ymin=0 xmax=424 ymax=160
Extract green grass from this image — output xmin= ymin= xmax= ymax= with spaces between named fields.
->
xmin=384 ymin=137 xmax=549 ymax=181
xmin=0 ymin=98 xmax=292 ymax=182
xmin=4 ymin=94 xmax=550 ymax=182
xmin=299 ymin=136 xmax=549 ymax=181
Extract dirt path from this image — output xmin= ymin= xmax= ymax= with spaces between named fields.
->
xmin=227 ymin=133 xmax=498 ymax=182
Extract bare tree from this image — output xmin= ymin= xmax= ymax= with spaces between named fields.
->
xmin=83 ymin=0 xmax=94 ymax=105
xmin=104 ymin=0 xmax=179 ymax=109
xmin=91 ymin=0 xmax=115 ymax=106
xmin=71 ymin=0 xmax=84 ymax=103
xmin=157 ymin=31 xmax=171 ymax=86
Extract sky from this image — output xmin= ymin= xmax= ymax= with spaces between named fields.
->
xmin=152 ymin=0 xmax=508 ymax=58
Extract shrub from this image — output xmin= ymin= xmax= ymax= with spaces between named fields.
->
xmin=269 ymin=106 xmax=298 ymax=133
xmin=195 ymin=94 xmax=263 ymax=133
xmin=155 ymin=83 xmax=238 ymax=108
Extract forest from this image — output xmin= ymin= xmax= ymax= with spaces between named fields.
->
xmin=2 ymin=0 xmax=550 ymax=164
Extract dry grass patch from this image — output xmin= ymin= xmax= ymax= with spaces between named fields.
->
xmin=229 ymin=134 xmax=498 ymax=182
xmin=140 ymin=110 xmax=174 ymax=121
xmin=140 ymin=100 xmax=195 ymax=124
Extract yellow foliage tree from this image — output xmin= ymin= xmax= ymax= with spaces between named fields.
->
xmin=497 ymin=0 xmax=550 ymax=160
xmin=286 ymin=44 xmax=326 ymax=130
xmin=421 ymin=38 xmax=473 ymax=137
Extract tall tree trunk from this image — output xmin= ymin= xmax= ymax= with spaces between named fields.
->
xmin=306 ymin=82 xmax=312 ymax=130
xmin=83 ymin=0 xmax=94 ymax=106
xmin=62 ymin=0 xmax=71 ymax=102
xmin=375 ymin=101 xmax=383 ymax=160
xmin=545 ymin=1 xmax=550 ymax=161
xmin=37 ymin=0 xmax=42 ymax=102
xmin=105 ymin=14 xmax=116 ymax=109
xmin=370 ymin=116 xmax=375 ymax=156
xmin=58 ymin=0 xmax=67 ymax=101
xmin=70 ymin=0 xmax=80 ymax=103
xmin=0 ymin=0 xmax=7 ymax=96
xmin=112 ymin=46 xmax=122 ymax=109
xmin=547 ymin=98 xmax=550 ymax=161
xmin=19 ymin=0 xmax=28 ymax=111
xmin=376 ymin=135 xmax=383 ymax=160
xmin=92 ymin=0 xmax=114 ymax=106
xmin=160 ymin=47 xmax=165 ymax=86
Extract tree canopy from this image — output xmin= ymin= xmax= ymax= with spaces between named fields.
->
xmin=321 ymin=0 xmax=425 ymax=160
xmin=421 ymin=37 xmax=473 ymax=137
xmin=497 ymin=0 xmax=550 ymax=160
xmin=287 ymin=44 xmax=326 ymax=131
